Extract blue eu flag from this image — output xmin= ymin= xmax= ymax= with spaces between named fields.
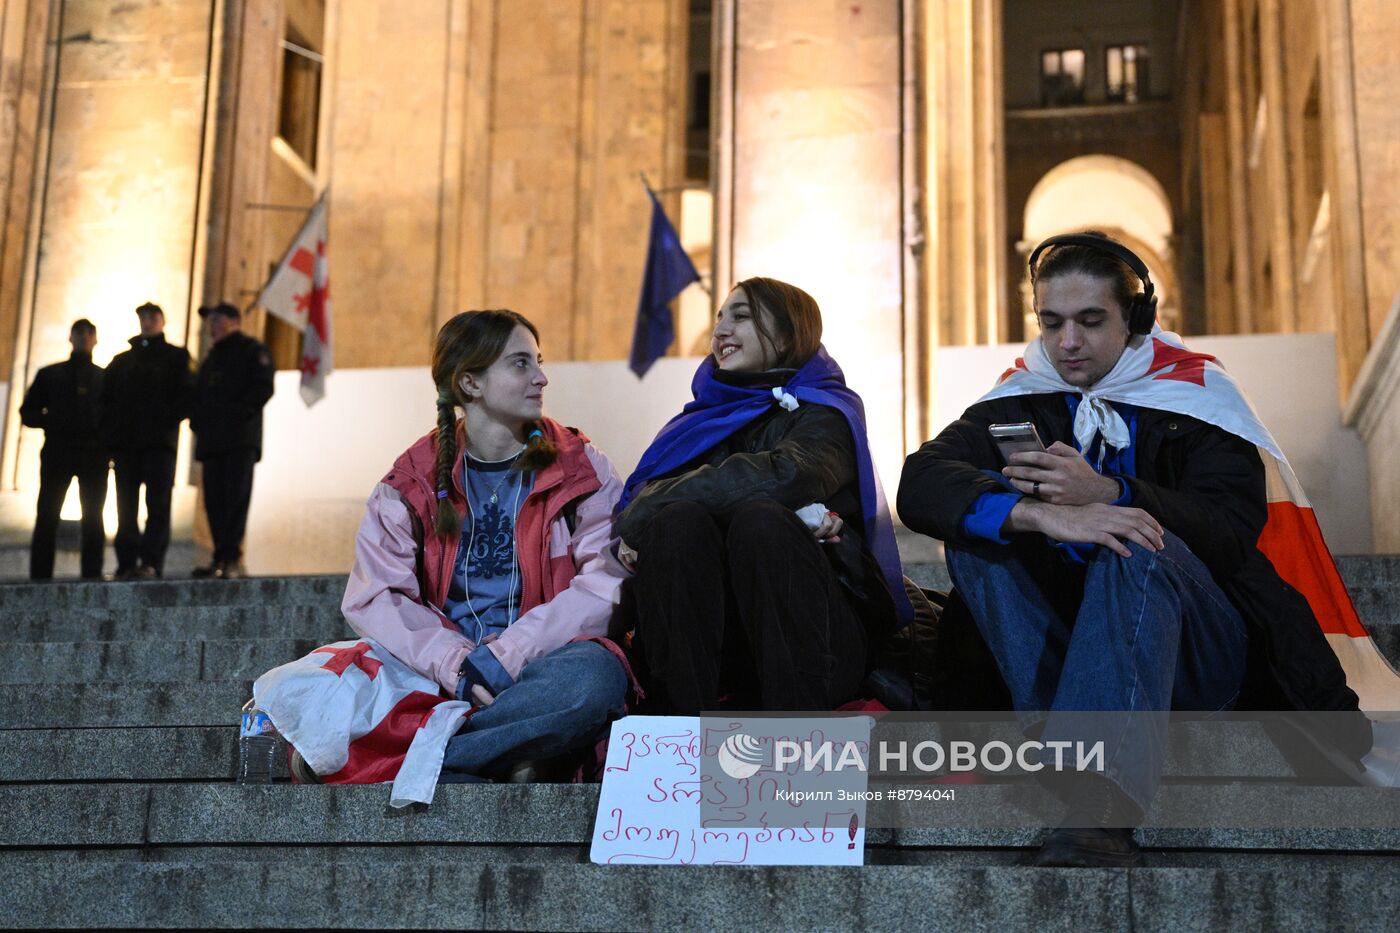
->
xmin=629 ymin=187 xmax=701 ymax=377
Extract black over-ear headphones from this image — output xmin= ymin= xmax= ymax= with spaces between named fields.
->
xmin=1027 ymin=232 xmax=1158 ymax=336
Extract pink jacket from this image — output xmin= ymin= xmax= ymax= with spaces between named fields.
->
xmin=341 ymin=417 xmax=629 ymax=698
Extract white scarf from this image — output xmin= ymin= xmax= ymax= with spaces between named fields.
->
xmin=979 ymin=325 xmax=1284 ymax=463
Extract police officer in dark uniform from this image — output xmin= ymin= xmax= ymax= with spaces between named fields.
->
xmin=101 ymin=302 xmax=194 ymax=579
xmin=191 ymin=302 xmax=275 ymax=579
xmin=19 ymin=318 xmax=108 ymax=579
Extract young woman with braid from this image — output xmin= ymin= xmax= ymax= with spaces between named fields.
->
xmin=337 ymin=309 xmax=632 ymax=781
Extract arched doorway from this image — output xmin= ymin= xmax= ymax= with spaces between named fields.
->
xmin=1019 ymin=155 xmax=1177 ymax=334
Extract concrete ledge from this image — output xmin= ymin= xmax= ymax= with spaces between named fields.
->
xmin=0 ymin=682 xmax=253 ymax=728
xmin=5 ymin=784 xmax=1400 ymax=850
xmin=11 ymin=619 xmax=1399 ymax=683
xmin=0 ymin=861 xmax=1127 ymax=931
xmin=0 ymin=575 xmax=346 ymax=611
xmin=4 ymin=860 xmax=1400 ymax=931
xmin=0 ymin=604 xmax=353 ymax=644
xmin=0 ymin=721 xmax=1301 ymax=783
xmin=3 ymin=639 xmax=325 ymax=684
xmin=0 ymin=727 xmax=281 ymax=782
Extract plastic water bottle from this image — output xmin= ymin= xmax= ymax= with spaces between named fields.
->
xmin=238 ymin=700 xmax=278 ymax=784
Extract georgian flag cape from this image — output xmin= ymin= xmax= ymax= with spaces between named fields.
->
xmin=254 ymin=639 xmax=471 ymax=807
xmin=982 ymin=327 xmax=1400 ymax=726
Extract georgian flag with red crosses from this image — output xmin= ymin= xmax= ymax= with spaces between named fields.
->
xmin=984 ymin=326 xmax=1400 ymax=719
xmin=253 ymin=193 xmax=333 ymax=406
xmin=253 ymin=639 xmax=471 ymax=806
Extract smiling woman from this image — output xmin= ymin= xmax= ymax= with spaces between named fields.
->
xmin=613 ymin=277 xmax=908 ymax=715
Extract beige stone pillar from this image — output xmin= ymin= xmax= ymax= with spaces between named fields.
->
xmin=1221 ymin=0 xmax=1254 ymax=333
xmin=343 ymin=0 xmax=721 ymax=367
xmin=922 ymin=0 xmax=1004 ymax=355
xmin=0 ymin=0 xmax=52 ymax=390
xmin=724 ymin=0 xmax=910 ymax=484
xmin=200 ymin=0 xmax=282 ymax=319
xmin=1318 ymin=0 xmax=1368 ymax=399
xmin=1333 ymin=0 xmax=1400 ymax=546
xmin=1340 ymin=0 xmax=1400 ymax=348
xmin=0 ymin=0 xmax=54 ymax=489
xmin=1257 ymin=0 xmax=1298 ymax=332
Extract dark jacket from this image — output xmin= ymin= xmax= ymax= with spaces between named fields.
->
xmin=101 ymin=334 xmax=194 ymax=453
xmin=615 ymin=397 xmax=893 ymax=622
xmin=19 ymin=353 xmax=104 ymax=454
xmin=191 ymin=331 xmax=276 ymax=461
xmin=897 ymin=393 xmax=1371 ymax=759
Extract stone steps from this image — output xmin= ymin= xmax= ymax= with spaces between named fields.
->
xmin=0 ymin=681 xmax=253 ymax=729
xmin=0 ymin=721 xmax=1310 ymax=783
xmin=0 ymin=557 xmax=1397 ymax=929
xmin=3 ymin=783 xmax=1398 ymax=851
xmin=8 ymin=619 xmax=1399 ymax=688
xmin=0 ymin=638 xmax=327 ymax=685
xmin=13 ymin=859 xmax=1400 ymax=932
xmin=0 ymin=604 xmax=353 ymax=644
xmin=0 ymin=574 xmax=344 ymax=611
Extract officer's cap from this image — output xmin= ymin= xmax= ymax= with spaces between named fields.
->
xmin=198 ymin=302 xmax=241 ymax=321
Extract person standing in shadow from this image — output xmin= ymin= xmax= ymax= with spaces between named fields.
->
xmin=101 ymin=302 xmax=194 ymax=580
xmin=20 ymin=318 xmax=107 ymax=580
xmin=190 ymin=302 xmax=275 ymax=579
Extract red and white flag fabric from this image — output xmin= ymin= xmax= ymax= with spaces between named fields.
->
xmin=254 ymin=194 xmax=332 ymax=406
xmin=983 ymin=327 xmax=1400 ymax=716
xmin=253 ymin=639 xmax=470 ymax=807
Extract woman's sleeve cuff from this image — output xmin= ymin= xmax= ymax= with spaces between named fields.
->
xmin=460 ymin=644 xmax=516 ymax=697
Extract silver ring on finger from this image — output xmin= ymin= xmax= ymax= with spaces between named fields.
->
xmin=1032 ymin=481 xmax=1041 ymax=497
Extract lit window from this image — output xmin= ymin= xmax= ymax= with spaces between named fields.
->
xmin=1106 ymin=44 xmax=1150 ymax=103
xmin=1040 ymin=48 xmax=1086 ymax=107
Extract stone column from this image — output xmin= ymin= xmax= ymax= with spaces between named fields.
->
xmin=1221 ymin=0 xmax=1255 ymax=332
xmin=1258 ymin=0 xmax=1298 ymax=332
xmin=1333 ymin=0 xmax=1400 ymax=547
xmin=922 ymin=0 xmax=1004 ymax=354
xmin=725 ymin=0 xmax=911 ymax=485
xmin=0 ymin=0 xmax=54 ymax=489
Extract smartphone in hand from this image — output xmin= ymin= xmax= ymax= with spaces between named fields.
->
xmin=989 ymin=422 xmax=1046 ymax=464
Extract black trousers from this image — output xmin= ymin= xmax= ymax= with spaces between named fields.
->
xmin=202 ymin=449 xmax=256 ymax=563
xmin=630 ymin=498 xmax=868 ymax=714
xmin=113 ymin=447 xmax=177 ymax=574
xmin=30 ymin=446 xmax=107 ymax=579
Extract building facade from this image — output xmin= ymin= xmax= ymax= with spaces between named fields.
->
xmin=1 ymin=0 xmax=1397 ymax=548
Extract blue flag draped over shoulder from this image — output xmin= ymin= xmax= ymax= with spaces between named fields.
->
xmin=618 ymin=348 xmax=914 ymax=627
xmin=629 ymin=186 xmax=701 ymax=377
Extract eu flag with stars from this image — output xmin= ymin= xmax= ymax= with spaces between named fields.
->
xmin=629 ymin=186 xmax=701 ymax=377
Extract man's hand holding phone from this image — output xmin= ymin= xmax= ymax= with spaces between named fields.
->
xmin=1003 ymin=442 xmax=1123 ymax=506
xmin=989 ymin=422 xmax=1162 ymax=556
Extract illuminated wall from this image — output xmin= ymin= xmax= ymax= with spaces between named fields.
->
xmin=726 ymin=0 xmax=909 ymax=483
xmin=3 ymin=0 xmax=214 ymax=491
xmin=324 ymin=0 xmax=692 ymax=367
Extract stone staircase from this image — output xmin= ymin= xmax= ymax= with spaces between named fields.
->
xmin=2 ymin=558 xmax=1399 ymax=930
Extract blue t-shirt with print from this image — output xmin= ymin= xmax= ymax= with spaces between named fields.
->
xmin=443 ymin=452 xmax=533 ymax=697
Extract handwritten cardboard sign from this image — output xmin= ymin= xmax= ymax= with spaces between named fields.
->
xmin=590 ymin=715 xmax=872 ymax=866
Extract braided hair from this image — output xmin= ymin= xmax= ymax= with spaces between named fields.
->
xmin=430 ymin=310 xmax=558 ymax=537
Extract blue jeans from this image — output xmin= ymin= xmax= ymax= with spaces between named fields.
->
xmin=440 ymin=640 xmax=627 ymax=780
xmin=946 ymin=530 xmax=1248 ymax=812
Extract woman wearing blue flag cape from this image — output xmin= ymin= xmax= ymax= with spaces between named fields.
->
xmin=614 ymin=277 xmax=909 ymax=714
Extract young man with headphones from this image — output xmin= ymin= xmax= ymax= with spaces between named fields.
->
xmin=897 ymin=231 xmax=1371 ymax=867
